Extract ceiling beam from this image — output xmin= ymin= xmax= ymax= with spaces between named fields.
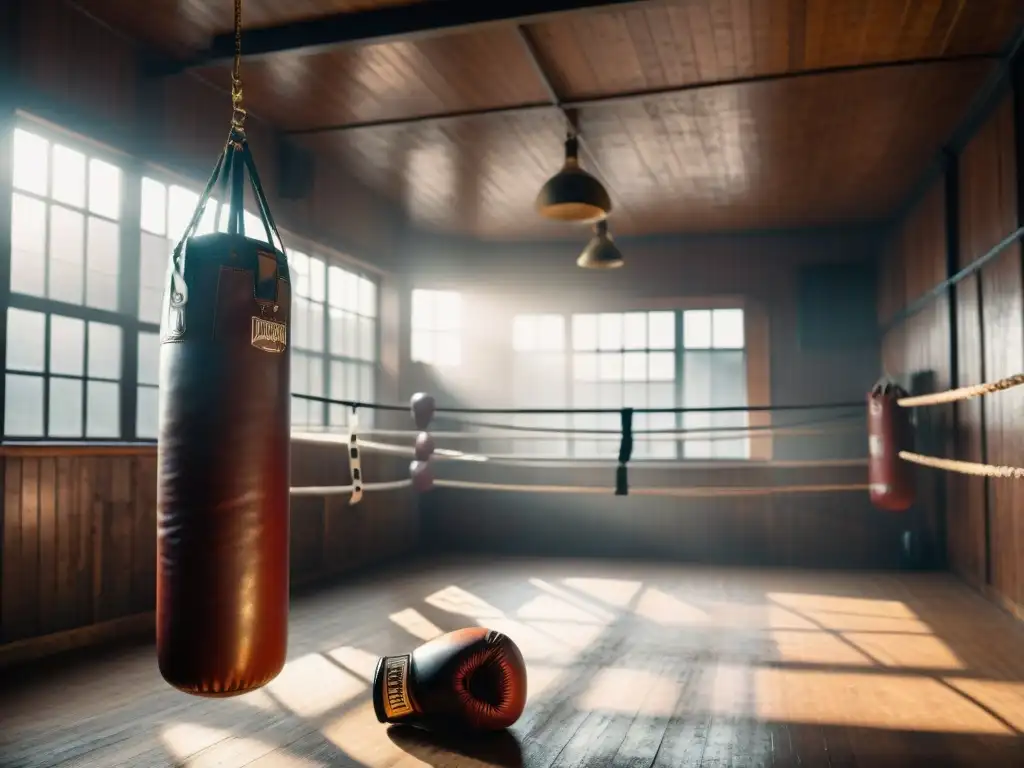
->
xmin=286 ymin=53 xmax=999 ymax=136
xmin=166 ymin=0 xmax=652 ymax=74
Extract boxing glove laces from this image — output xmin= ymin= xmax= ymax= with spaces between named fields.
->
xmin=372 ymin=627 xmax=528 ymax=731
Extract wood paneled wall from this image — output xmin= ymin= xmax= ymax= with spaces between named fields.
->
xmin=880 ymin=89 xmax=1024 ymax=615
xmin=400 ymin=228 xmax=892 ymax=566
xmin=0 ymin=442 xmax=415 ymax=663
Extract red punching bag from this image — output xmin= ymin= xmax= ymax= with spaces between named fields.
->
xmin=157 ymin=133 xmax=291 ymax=696
xmin=867 ymin=379 xmax=914 ymax=512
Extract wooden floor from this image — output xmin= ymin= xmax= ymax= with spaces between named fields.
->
xmin=3 ymin=556 xmax=1024 ymax=767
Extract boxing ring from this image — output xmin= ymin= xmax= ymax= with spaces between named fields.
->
xmin=287 ymin=370 xmax=1024 ymax=510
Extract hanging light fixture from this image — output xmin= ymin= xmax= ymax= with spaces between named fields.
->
xmin=536 ymin=133 xmax=612 ymax=223
xmin=577 ymin=219 xmax=623 ymax=269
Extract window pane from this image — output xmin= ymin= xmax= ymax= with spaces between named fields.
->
xmin=683 ymin=310 xmax=711 ymax=349
xmin=598 ymin=313 xmax=622 ymax=350
xmin=291 ymin=351 xmax=309 ymax=394
xmin=341 ymin=270 xmax=359 ymax=311
xmin=140 ymin=177 xmax=166 ymax=236
xmin=197 ymin=198 xmax=219 ymax=236
xmin=50 ymin=315 xmax=85 ymax=376
xmin=512 ymin=315 xmax=535 ymax=352
xmin=329 ymin=360 xmax=346 ymax=426
xmin=6 ymin=373 xmax=44 ymax=436
xmin=598 ymin=352 xmax=622 ymax=381
xmin=138 ymin=331 xmax=160 ymax=385
xmin=411 ymin=329 xmax=432 ymax=363
xmin=49 ymin=205 xmax=85 ymax=304
xmin=360 ymin=364 xmax=374 ymax=403
xmin=139 ymin=232 xmax=170 ymax=323
xmin=290 ymin=251 xmax=310 ymax=297
xmin=623 ymin=351 xmax=647 ymax=381
xmin=435 ymin=293 xmax=461 ymax=331
xmin=49 ymin=377 xmax=83 ymax=437
xmin=137 ymin=385 xmax=159 ymax=439
xmin=12 ymin=129 xmax=48 ymax=196
xmin=712 ymin=308 xmax=745 ymax=349
xmin=88 ymin=322 xmax=122 ymax=379
xmin=649 ymin=351 xmax=675 ymax=382
xmin=167 ymin=185 xmax=199 ymax=242
xmin=243 ymin=210 xmax=268 ymax=243
xmin=88 ymin=158 xmax=121 ymax=220
xmin=308 ymin=356 xmax=325 ymax=399
xmin=308 ymin=257 xmax=326 ymax=303
xmin=573 ymin=352 xmax=598 ymax=382
xmin=86 ymin=380 xmax=120 ymax=437
xmin=358 ymin=277 xmax=376 ymax=317
xmin=649 ymin=311 xmax=675 ymax=349
xmin=537 ymin=315 xmax=564 ymax=351
xmin=86 ymin=216 xmax=120 ymax=311
xmin=10 ymin=193 xmax=47 ymax=296
xmin=573 ymin=314 xmax=597 ymax=351
xmin=358 ymin=317 xmax=375 ymax=361
xmin=7 ymin=308 xmax=46 ymax=372
xmin=623 ymin=313 xmax=647 ymax=349
xmin=51 ymin=144 xmax=86 ymax=208
xmin=308 ymin=302 xmax=325 ymax=352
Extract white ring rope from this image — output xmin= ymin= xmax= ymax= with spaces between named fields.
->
xmin=291 ymin=478 xmax=413 ymax=497
xmin=433 ymin=479 xmax=868 ymax=496
xmin=899 ymin=451 xmax=1024 ymax=479
xmin=897 ymin=373 xmax=1024 ymax=408
xmin=291 ymin=431 xmax=866 ymax=470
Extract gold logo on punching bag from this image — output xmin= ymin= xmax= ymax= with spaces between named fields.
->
xmin=382 ymin=655 xmax=414 ymax=719
xmin=251 ymin=316 xmax=287 ymax=353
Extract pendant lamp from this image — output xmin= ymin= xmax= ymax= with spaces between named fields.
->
xmin=577 ymin=219 xmax=623 ymax=269
xmin=536 ymin=134 xmax=612 ymax=223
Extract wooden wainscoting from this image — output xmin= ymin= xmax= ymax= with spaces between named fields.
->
xmin=0 ymin=440 xmax=416 ymax=664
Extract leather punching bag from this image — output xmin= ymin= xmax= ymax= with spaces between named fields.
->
xmin=157 ymin=136 xmax=291 ymax=696
xmin=867 ymin=379 xmax=914 ymax=512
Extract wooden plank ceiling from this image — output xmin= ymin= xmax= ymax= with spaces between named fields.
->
xmin=76 ymin=0 xmax=1021 ymax=239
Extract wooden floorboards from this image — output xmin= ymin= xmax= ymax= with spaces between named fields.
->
xmin=2 ymin=556 xmax=1024 ymax=767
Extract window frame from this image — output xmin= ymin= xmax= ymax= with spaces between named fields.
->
xmin=4 ymin=115 xmax=140 ymax=441
xmin=0 ymin=115 xmax=382 ymax=444
xmin=410 ymin=288 xmax=462 ymax=367
xmin=510 ymin=299 xmax=762 ymax=461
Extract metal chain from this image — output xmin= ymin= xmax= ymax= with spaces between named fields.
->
xmin=897 ymin=373 xmax=1024 ymax=408
xmin=230 ymin=0 xmax=247 ymax=135
xmin=900 ymin=450 xmax=1024 ymax=479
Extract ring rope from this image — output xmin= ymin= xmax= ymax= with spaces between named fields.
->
xmin=291 ymin=478 xmax=413 ymax=497
xmin=899 ymin=451 xmax=1024 ymax=479
xmin=433 ymin=479 xmax=868 ymax=496
xmin=897 ymin=373 xmax=1024 ymax=408
xmin=291 ymin=432 xmax=866 ymax=470
xmin=321 ymin=423 xmax=862 ymax=440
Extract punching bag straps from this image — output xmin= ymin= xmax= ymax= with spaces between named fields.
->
xmin=241 ymin=139 xmax=286 ymax=252
xmin=224 ymin=137 xmax=247 ymax=238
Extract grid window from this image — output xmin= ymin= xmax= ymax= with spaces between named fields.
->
xmin=571 ymin=312 xmax=676 ymax=459
xmin=10 ymin=128 xmax=123 ymax=311
xmin=411 ymin=289 xmax=461 ymax=367
xmin=289 ymin=249 xmax=326 ymax=430
xmin=327 ymin=265 xmax=378 ymax=429
xmin=681 ymin=308 xmax=748 ymax=459
xmin=511 ymin=314 xmax=567 ymax=456
xmin=4 ymin=307 xmax=122 ymax=438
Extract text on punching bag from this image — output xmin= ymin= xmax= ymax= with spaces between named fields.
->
xmin=251 ymin=316 xmax=287 ymax=353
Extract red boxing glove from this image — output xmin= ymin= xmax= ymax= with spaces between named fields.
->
xmin=372 ymin=627 xmax=528 ymax=731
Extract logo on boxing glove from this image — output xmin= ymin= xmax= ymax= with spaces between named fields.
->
xmin=383 ymin=654 xmax=414 ymax=719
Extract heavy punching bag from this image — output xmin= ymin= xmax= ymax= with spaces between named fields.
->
xmin=156 ymin=129 xmax=291 ymax=696
xmin=867 ymin=378 xmax=914 ymax=512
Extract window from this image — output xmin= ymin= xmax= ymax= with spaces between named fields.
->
xmin=681 ymin=308 xmax=748 ymax=459
xmin=10 ymin=128 xmax=123 ymax=309
xmin=327 ymin=264 xmax=377 ymax=429
xmin=5 ymin=308 xmax=121 ymax=438
xmin=511 ymin=314 xmax=567 ymax=456
xmin=411 ymin=289 xmax=461 ymax=366
xmin=6 ymin=126 xmax=127 ymax=439
xmin=509 ymin=307 xmax=749 ymax=460
xmin=571 ymin=312 xmax=677 ymax=459
xmin=288 ymin=249 xmax=327 ymax=429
